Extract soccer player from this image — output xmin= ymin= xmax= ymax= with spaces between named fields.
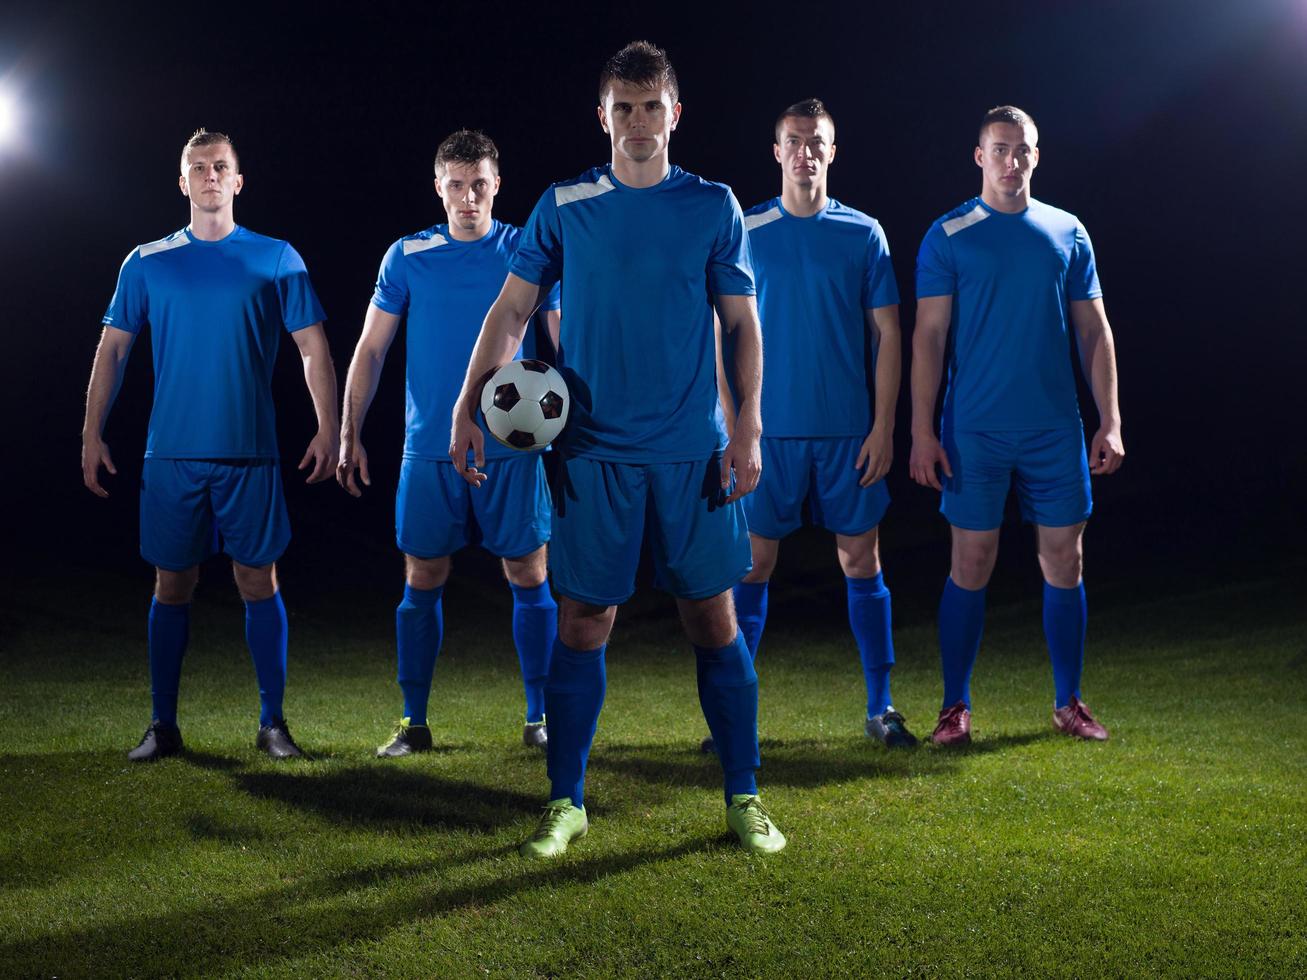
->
xmin=910 ymin=106 xmax=1124 ymax=745
xmin=82 ymin=129 xmax=339 ymax=761
xmin=721 ymin=98 xmax=915 ymax=749
xmin=450 ymin=41 xmax=785 ymax=857
xmin=337 ymin=130 xmax=561 ymax=756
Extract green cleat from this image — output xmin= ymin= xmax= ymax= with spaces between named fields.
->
xmin=376 ymin=717 xmax=433 ymax=758
xmin=519 ymin=798 xmax=587 ymax=859
xmin=727 ymin=794 xmax=787 ymax=855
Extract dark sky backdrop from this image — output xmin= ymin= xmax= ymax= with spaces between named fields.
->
xmin=2 ymin=0 xmax=1304 ymax=590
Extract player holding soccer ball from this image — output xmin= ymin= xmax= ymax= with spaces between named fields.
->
xmin=337 ymin=130 xmax=561 ymax=756
xmin=910 ymin=106 xmax=1124 ymax=745
xmin=718 ymin=98 xmax=915 ymax=749
xmin=82 ymin=129 xmax=339 ymax=761
xmin=451 ymin=41 xmax=785 ymax=856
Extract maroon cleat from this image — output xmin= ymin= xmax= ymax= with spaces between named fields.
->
xmin=1052 ymin=696 xmax=1109 ymax=741
xmin=931 ymin=701 xmax=972 ymax=746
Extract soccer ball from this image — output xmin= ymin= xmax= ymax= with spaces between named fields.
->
xmin=480 ymin=359 xmax=570 ymax=450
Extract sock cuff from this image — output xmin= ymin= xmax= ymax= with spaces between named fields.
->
xmin=846 ymin=572 xmax=887 ymax=595
xmin=244 ymin=592 xmax=285 ymax=615
xmin=1043 ymin=580 xmax=1085 ymax=597
xmin=509 ymin=580 xmax=554 ymax=605
xmin=402 ymin=584 xmax=444 ymax=606
xmin=553 ymin=638 xmax=606 ymax=665
xmin=694 ymin=631 xmax=756 ymax=685
xmin=735 ymin=580 xmax=769 ymax=598
xmin=150 ymin=597 xmax=191 ymax=616
xmin=945 ymin=576 xmax=987 ymax=599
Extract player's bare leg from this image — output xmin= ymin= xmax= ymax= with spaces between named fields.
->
xmin=502 ymin=546 xmax=555 ymax=747
xmin=1036 ymin=522 xmax=1105 ymax=739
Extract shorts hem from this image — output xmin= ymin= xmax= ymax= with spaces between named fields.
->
xmin=553 ymin=583 xmax=633 ymax=608
xmin=664 ymin=565 xmax=752 ymax=602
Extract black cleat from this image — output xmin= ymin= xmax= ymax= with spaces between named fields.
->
xmin=376 ymin=718 xmax=433 ymax=757
xmin=128 ymin=720 xmax=183 ymax=762
xmin=256 ymin=717 xmax=305 ymax=759
xmin=700 ymin=735 xmax=717 ymax=754
xmin=522 ymin=721 xmax=548 ymax=749
xmin=865 ymin=709 xmax=919 ymax=748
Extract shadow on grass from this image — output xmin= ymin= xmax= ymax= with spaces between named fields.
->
xmin=233 ymin=766 xmax=541 ymax=832
xmin=2 ymin=835 xmax=716 ymax=976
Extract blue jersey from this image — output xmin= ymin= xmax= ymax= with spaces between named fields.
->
xmin=916 ymin=197 xmax=1101 ymax=433
xmin=372 ymin=220 xmax=560 ymax=461
xmin=743 ymin=197 xmax=899 ymax=437
xmin=102 ymin=226 xmax=325 ymax=459
xmin=510 ymin=164 xmax=755 ymax=462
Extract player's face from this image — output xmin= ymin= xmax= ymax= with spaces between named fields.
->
xmin=179 ymin=143 xmax=242 ymax=212
xmin=597 ymin=81 xmax=681 ymax=165
xmin=975 ymin=121 xmax=1039 ymax=203
xmin=435 ymin=158 xmax=500 ymax=235
xmin=774 ymin=115 xmax=835 ymax=190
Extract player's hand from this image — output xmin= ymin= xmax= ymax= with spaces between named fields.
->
xmin=1089 ymin=424 xmax=1124 ymax=476
xmin=299 ymin=427 xmax=339 ymax=484
xmin=336 ymin=434 xmax=371 ymax=497
xmin=909 ymin=432 xmax=952 ymax=490
xmin=856 ymin=425 xmax=893 ymax=487
xmin=450 ymin=397 xmax=488 ymax=488
xmin=82 ymin=436 xmax=116 ymax=498
xmin=722 ymin=413 xmax=762 ymax=504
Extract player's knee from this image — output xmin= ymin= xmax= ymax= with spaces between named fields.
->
xmin=836 ymin=531 xmax=881 ymax=578
xmin=1038 ymin=546 xmax=1083 ymax=587
xmin=154 ymin=566 xmax=199 ymax=604
xmin=502 ymin=548 xmax=548 ymax=589
xmin=678 ymin=593 xmax=736 ymax=648
xmin=745 ymin=535 xmax=778 ymax=581
xmin=405 ymin=554 xmax=450 ymax=590
xmin=559 ymin=599 xmax=614 ymax=650
xmin=951 ymin=545 xmax=997 ymax=590
xmin=232 ymin=561 xmax=277 ymax=602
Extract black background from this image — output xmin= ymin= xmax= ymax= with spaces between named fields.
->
xmin=2 ymin=0 xmax=1304 ymax=604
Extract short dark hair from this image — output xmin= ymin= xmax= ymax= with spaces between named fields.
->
xmin=434 ymin=129 xmax=500 ymax=177
xmin=598 ymin=40 xmax=679 ymax=104
xmin=180 ymin=128 xmax=238 ymax=172
xmin=979 ymin=105 xmax=1038 ymax=144
xmin=774 ymin=98 xmax=835 ymax=143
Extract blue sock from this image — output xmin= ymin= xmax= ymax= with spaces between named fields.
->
xmin=939 ymin=577 xmax=986 ymax=709
xmin=847 ymin=573 xmax=895 ymax=717
xmin=732 ymin=580 xmax=769 ymax=660
xmin=510 ymin=581 xmax=556 ymax=724
xmin=244 ymin=592 xmax=288 ymax=727
xmin=695 ymin=631 xmax=760 ymax=804
xmin=1043 ymin=581 xmax=1087 ymax=708
xmin=147 ymin=598 xmax=190 ymax=726
xmin=396 ymin=584 xmax=443 ymax=726
xmin=544 ymin=639 xmax=606 ymax=808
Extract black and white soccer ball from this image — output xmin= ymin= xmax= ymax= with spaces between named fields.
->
xmin=479 ymin=359 xmax=570 ymax=450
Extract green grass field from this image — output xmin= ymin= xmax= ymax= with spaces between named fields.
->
xmin=2 ymin=557 xmax=1304 ymax=978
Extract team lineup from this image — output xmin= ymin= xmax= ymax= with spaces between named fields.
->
xmin=80 ymin=41 xmax=1124 ymax=858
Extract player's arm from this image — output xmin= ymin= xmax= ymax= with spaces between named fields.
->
xmin=291 ymin=322 xmax=340 ymax=484
xmin=338 ymin=305 xmax=401 ymax=497
xmin=908 ymin=295 xmax=954 ymax=490
xmin=450 ymin=273 xmax=552 ymax=486
xmin=1070 ymin=298 xmax=1124 ymax=475
xmin=715 ymin=293 xmax=762 ymax=503
xmin=544 ymin=307 xmax=561 ymax=354
xmin=858 ymin=304 xmax=902 ymax=487
xmin=81 ymin=325 xmax=137 ymax=498
xmin=714 ymin=311 xmax=737 ymax=440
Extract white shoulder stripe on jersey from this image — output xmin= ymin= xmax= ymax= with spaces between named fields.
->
xmin=942 ymin=204 xmax=989 ymax=237
xmin=555 ymin=174 xmax=615 ymax=207
xmin=403 ymin=234 xmax=449 ymax=255
xmin=744 ymin=208 xmax=782 ymax=232
xmin=139 ymin=236 xmax=190 ymax=258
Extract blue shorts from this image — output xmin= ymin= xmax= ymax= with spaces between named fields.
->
xmin=396 ymin=455 xmax=550 ymax=559
xmin=744 ymin=436 xmax=891 ymax=539
xmin=941 ymin=428 xmax=1092 ymax=531
xmin=549 ymin=454 xmax=752 ymax=606
xmin=140 ymin=459 xmax=290 ymax=571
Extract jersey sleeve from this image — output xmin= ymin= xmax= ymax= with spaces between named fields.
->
xmin=276 ymin=243 xmax=327 ymax=332
xmin=915 ymin=224 xmax=956 ymax=299
xmin=707 ymin=190 xmax=755 ymax=297
xmin=101 ymin=248 xmax=148 ymax=335
xmin=1067 ymin=222 xmax=1103 ymax=301
xmin=510 ymin=189 xmax=564 ymax=288
xmin=371 ymin=239 xmax=410 ymax=315
xmin=862 ymin=222 xmax=900 ymax=310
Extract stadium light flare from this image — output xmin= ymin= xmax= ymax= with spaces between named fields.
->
xmin=0 ymin=88 xmax=18 ymax=146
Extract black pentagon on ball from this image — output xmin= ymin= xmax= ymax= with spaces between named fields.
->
xmin=540 ymin=390 xmax=564 ymax=420
xmin=520 ymin=359 xmax=550 ymax=374
xmin=493 ymin=382 xmax=521 ymax=411
xmin=507 ymin=430 xmax=537 ymax=449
